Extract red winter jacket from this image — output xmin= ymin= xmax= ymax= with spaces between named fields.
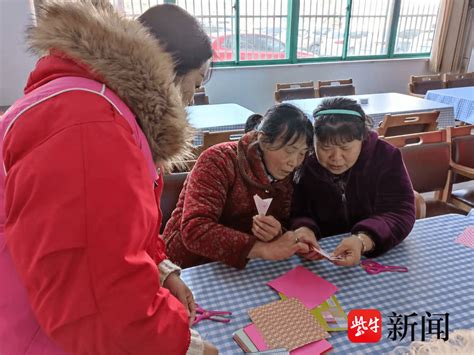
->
xmin=0 ymin=2 xmax=196 ymax=353
xmin=163 ymin=132 xmax=294 ymax=269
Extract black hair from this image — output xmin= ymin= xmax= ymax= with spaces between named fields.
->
xmin=257 ymin=103 xmax=313 ymax=150
xmin=313 ymin=97 xmax=373 ymax=145
xmin=138 ymin=5 xmax=213 ymax=77
xmin=245 ymin=114 xmax=264 ymax=133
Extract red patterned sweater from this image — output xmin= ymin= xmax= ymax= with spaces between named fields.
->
xmin=162 ymin=132 xmax=294 ymax=269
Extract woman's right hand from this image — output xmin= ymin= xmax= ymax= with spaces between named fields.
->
xmin=249 ymin=231 xmax=310 ymax=260
xmin=203 ymin=341 xmax=218 ymax=355
xmin=294 ymin=227 xmax=323 ymax=261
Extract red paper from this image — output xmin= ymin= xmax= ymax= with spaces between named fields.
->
xmin=267 ymin=266 xmax=338 ymax=309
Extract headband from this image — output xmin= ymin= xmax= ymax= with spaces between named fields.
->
xmin=314 ymin=109 xmax=363 ymax=118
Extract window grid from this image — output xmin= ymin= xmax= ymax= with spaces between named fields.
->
xmin=110 ymin=0 xmax=440 ymax=67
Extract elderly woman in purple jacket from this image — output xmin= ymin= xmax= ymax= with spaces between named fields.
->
xmin=291 ymin=97 xmax=415 ymax=266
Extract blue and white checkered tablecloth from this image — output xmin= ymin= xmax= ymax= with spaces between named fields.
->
xmin=181 ymin=213 xmax=474 ymax=354
xmin=425 ymin=87 xmax=474 ymax=124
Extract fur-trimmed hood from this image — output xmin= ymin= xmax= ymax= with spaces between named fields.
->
xmin=27 ymin=0 xmax=194 ymax=169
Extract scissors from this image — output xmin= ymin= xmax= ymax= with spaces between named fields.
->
xmin=193 ymin=304 xmax=232 ymax=326
xmin=360 ymin=260 xmax=408 ymax=275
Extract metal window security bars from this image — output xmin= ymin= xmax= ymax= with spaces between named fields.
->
xmin=110 ymin=0 xmax=440 ymax=66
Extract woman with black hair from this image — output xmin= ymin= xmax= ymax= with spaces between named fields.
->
xmin=291 ymin=97 xmax=415 ymax=267
xmin=163 ymin=104 xmax=319 ymax=268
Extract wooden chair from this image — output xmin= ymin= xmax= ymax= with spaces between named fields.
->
xmin=171 ymin=159 xmax=197 ymax=173
xmin=274 ymin=81 xmax=316 ymax=103
xmin=201 ymin=129 xmax=244 ymax=152
xmin=383 ymin=130 xmax=467 ymax=218
xmin=446 ymin=125 xmax=474 ymax=212
xmin=377 ymin=110 xmax=439 ymax=137
xmin=408 ymin=74 xmax=444 ymax=98
xmin=160 ymin=172 xmax=188 ymax=232
xmin=444 ymin=72 xmax=474 ymax=88
xmin=316 ymin=78 xmax=355 ymax=98
xmin=193 ymin=87 xmax=209 ymax=105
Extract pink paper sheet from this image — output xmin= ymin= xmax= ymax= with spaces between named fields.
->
xmin=293 ymin=339 xmax=332 ymax=355
xmin=244 ymin=324 xmax=332 ymax=355
xmin=455 ymin=226 xmax=474 ymax=250
xmin=244 ymin=324 xmax=268 ymax=351
xmin=267 ymin=266 xmax=338 ymax=309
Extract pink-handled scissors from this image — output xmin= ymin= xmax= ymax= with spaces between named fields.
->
xmin=192 ymin=304 xmax=232 ymax=326
xmin=361 ymin=260 xmax=408 ymax=275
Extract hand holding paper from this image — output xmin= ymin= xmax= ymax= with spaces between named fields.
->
xmin=253 ymin=194 xmax=273 ymax=216
xmin=293 ymin=227 xmax=324 ymax=261
xmin=310 ymin=246 xmax=343 ymax=262
xmin=331 ymin=235 xmax=366 ymax=266
xmin=252 ymin=215 xmax=282 ymax=242
xmin=252 ymin=194 xmax=280 ymax=241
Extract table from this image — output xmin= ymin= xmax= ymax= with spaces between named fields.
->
xmin=425 ymin=87 xmax=474 ymax=124
xmin=285 ymin=93 xmax=456 ymax=128
xmin=181 ymin=213 xmax=474 ymax=354
xmin=187 ymin=103 xmax=254 ymax=132
xmin=187 ymin=103 xmax=254 ymax=145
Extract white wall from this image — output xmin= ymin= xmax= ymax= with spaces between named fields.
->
xmin=206 ymin=58 xmax=430 ymax=113
xmin=0 ymin=0 xmax=37 ymax=105
xmin=0 ymin=0 xmax=431 ymax=112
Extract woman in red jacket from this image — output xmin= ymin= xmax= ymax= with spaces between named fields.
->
xmin=0 ymin=1 xmax=216 ymax=354
xmin=163 ymin=104 xmax=320 ymax=269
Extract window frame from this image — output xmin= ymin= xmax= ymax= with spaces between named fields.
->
xmin=116 ymin=0 xmax=436 ymax=67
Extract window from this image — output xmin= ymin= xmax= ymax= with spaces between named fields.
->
xmin=111 ymin=0 xmax=440 ymax=66
xmin=394 ymin=0 xmax=439 ymax=54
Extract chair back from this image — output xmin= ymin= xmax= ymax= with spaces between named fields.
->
xmin=193 ymin=87 xmax=209 ymax=105
xmin=317 ymin=78 xmax=355 ymax=97
xmin=444 ymin=72 xmax=474 ymax=88
xmin=408 ymin=74 xmax=444 ymax=96
xmin=201 ymin=129 xmax=245 ymax=151
xmin=275 ymin=81 xmax=316 ymax=102
xmin=384 ymin=130 xmax=450 ymax=194
xmin=160 ymin=172 xmax=188 ymax=232
xmin=377 ymin=110 xmax=439 ymax=137
xmin=448 ymin=125 xmax=474 ymax=183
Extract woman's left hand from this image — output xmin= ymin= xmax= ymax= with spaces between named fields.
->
xmin=163 ymin=272 xmax=196 ymax=326
xmin=331 ymin=235 xmax=364 ymax=266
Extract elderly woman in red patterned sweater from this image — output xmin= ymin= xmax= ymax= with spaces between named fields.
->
xmin=163 ymin=104 xmax=319 ymax=268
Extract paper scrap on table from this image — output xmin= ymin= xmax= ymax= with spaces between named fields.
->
xmin=455 ymin=226 xmax=474 ymax=250
xmin=311 ymin=246 xmax=342 ymax=261
xmin=249 ymin=298 xmax=329 ymax=351
xmin=267 ymin=266 xmax=338 ymax=309
xmin=253 ymin=194 xmax=273 ymax=216
xmin=244 ymin=324 xmax=332 ymax=355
